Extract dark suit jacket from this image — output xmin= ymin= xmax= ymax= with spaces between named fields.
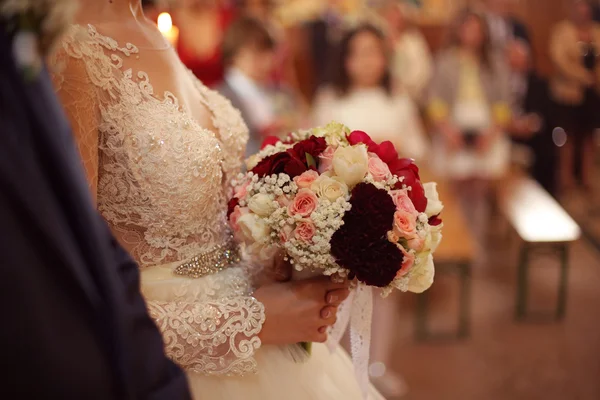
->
xmin=0 ymin=25 xmax=190 ymax=399
xmin=512 ymin=72 xmax=557 ymax=195
xmin=510 ymin=17 xmax=531 ymax=45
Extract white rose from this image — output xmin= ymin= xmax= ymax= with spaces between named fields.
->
xmin=248 ymin=193 xmax=276 ymax=217
xmin=237 ymin=213 xmax=271 ymax=244
xmin=424 ymin=225 xmax=443 ymax=253
xmin=407 ymin=253 xmax=435 ymax=293
xmin=332 ymin=145 xmax=369 ymax=188
xmin=311 ymin=175 xmax=349 ymax=202
xmin=424 ymin=182 xmax=444 ymax=218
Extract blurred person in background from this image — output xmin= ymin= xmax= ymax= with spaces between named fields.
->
xmin=483 ymin=0 xmax=530 ymax=51
xmin=175 ymin=0 xmax=236 ymax=87
xmin=506 ymin=40 xmax=558 ymax=195
xmin=427 ymin=10 xmax=511 ymax=254
xmin=237 ymin=0 xmax=305 ymax=104
xmin=313 ymin=24 xmax=428 ymax=161
xmin=218 ymin=17 xmax=302 ymax=158
xmin=380 ymin=0 xmax=432 ymax=103
xmin=313 ymin=24 xmax=429 ymax=399
xmin=549 ymin=0 xmax=600 ymax=193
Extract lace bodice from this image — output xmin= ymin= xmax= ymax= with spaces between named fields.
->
xmin=52 ymin=24 xmax=248 ymax=267
xmin=51 ymin=24 xmax=264 ymax=377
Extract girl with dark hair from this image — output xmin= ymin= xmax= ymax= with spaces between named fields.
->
xmin=313 ymin=24 xmax=427 ymax=161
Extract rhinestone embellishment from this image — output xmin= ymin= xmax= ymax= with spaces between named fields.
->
xmin=173 ymin=238 xmax=241 ymax=279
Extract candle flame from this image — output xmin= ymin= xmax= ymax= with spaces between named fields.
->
xmin=157 ymin=12 xmax=173 ymax=33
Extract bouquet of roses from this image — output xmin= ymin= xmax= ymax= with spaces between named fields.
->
xmin=229 ymin=121 xmax=443 ymax=292
xmin=227 ymin=122 xmax=443 ymax=391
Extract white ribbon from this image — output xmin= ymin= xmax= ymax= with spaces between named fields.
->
xmin=326 ymin=284 xmax=373 ymax=399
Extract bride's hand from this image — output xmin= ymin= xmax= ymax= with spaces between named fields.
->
xmin=254 ymin=277 xmax=351 ymax=346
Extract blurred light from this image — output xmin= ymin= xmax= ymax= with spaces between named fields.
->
xmin=369 ymin=362 xmax=386 ymax=378
xmin=157 ymin=12 xmax=173 ymax=34
xmin=552 ymin=127 xmax=567 ymax=147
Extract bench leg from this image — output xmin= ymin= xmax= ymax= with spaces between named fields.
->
xmin=415 ymin=262 xmax=471 ymax=341
xmin=415 ymin=284 xmax=428 ymax=340
xmin=515 ymin=244 xmax=530 ymax=320
xmin=515 ymin=243 xmax=570 ymax=321
xmin=556 ymin=244 xmax=569 ymax=320
xmin=458 ymin=262 xmax=471 ymax=338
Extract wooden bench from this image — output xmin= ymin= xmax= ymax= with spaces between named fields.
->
xmin=499 ymin=174 xmax=581 ymax=321
xmin=415 ymin=169 xmax=476 ymax=341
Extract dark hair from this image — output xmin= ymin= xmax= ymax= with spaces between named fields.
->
xmin=222 ymin=16 xmax=276 ymax=66
xmin=448 ymin=9 xmax=492 ymax=68
xmin=330 ymin=24 xmax=392 ymax=97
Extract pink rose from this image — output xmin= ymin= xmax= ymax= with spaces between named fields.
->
xmin=277 ymin=195 xmax=290 ymax=207
xmin=279 ymin=224 xmax=294 ymax=242
xmin=396 ymin=246 xmax=415 ymax=277
xmin=368 ymin=155 xmax=392 ymax=182
xmin=288 ymin=189 xmax=318 ymax=217
xmin=294 ymin=170 xmax=320 ymax=189
xmin=390 ymin=189 xmax=417 ymax=215
xmin=407 ymin=235 xmax=425 ymax=251
xmin=294 ymin=219 xmax=316 ymax=242
xmin=393 ymin=210 xmax=416 ymax=238
xmin=234 ymin=181 xmax=250 ymax=199
xmin=229 ymin=206 xmax=248 ymax=232
xmin=318 ymin=146 xmax=336 ymax=173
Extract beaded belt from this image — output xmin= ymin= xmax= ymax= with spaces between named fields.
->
xmin=173 ymin=238 xmax=241 ymax=279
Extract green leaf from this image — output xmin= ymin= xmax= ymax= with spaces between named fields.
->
xmin=299 ymin=341 xmax=312 ymax=355
xmin=306 ymin=153 xmax=317 ymax=169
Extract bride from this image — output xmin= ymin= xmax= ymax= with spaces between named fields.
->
xmin=51 ymin=1 xmax=383 ymax=399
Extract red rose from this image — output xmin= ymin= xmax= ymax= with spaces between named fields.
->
xmin=284 ymin=149 xmax=309 ymax=177
xmin=227 ymin=197 xmax=239 ymax=218
xmin=251 ymin=150 xmax=308 ymax=178
xmin=376 ymin=141 xmax=398 ymax=164
xmin=348 ymin=131 xmax=398 ymax=166
xmin=429 ymin=215 xmax=443 ymax=226
xmin=261 ymin=136 xmax=280 ymax=149
xmin=389 ymin=158 xmax=427 ymax=213
xmin=347 ymin=130 xmax=377 ymax=149
xmin=292 ymin=136 xmax=327 ymax=163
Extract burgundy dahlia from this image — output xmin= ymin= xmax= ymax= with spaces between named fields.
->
xmin=330 ymin=183 xmax=404 ymax=287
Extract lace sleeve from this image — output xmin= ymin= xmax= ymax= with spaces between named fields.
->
xmin=50 ymin=41 xmax=101 ymax=199
xmin=146 ymin=296 xmax=265 ymax=376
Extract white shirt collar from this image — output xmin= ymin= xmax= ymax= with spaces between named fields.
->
xmin=225 ymin=68 xmax=275 ymax=129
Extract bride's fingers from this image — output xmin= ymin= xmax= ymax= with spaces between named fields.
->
xmin=314 ymin=330 xmax=328 ymax=343
xmin=320 ymin=305 xmax=337 ymax=319
xmin=325 ymin=288 xmax=350 ymax=306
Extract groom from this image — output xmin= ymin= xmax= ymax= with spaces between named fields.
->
xmin=0 ymin=13 xmax=190 ymax=400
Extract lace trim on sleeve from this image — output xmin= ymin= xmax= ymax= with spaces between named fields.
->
xmin=147 ymin=296 xmax=265 ymax=376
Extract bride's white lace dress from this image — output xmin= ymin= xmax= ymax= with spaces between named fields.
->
xmin=51 ymin=24 xmax=382 ymax=399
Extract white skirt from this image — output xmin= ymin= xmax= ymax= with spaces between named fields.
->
xmin=141 ymin=263 xmax=384 ymax=400
xmin=186 ymin=343 xmax=384 ymax=400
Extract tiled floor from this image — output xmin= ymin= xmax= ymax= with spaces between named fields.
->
xmin=379 ymin=193 xmax=600 ymax=399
